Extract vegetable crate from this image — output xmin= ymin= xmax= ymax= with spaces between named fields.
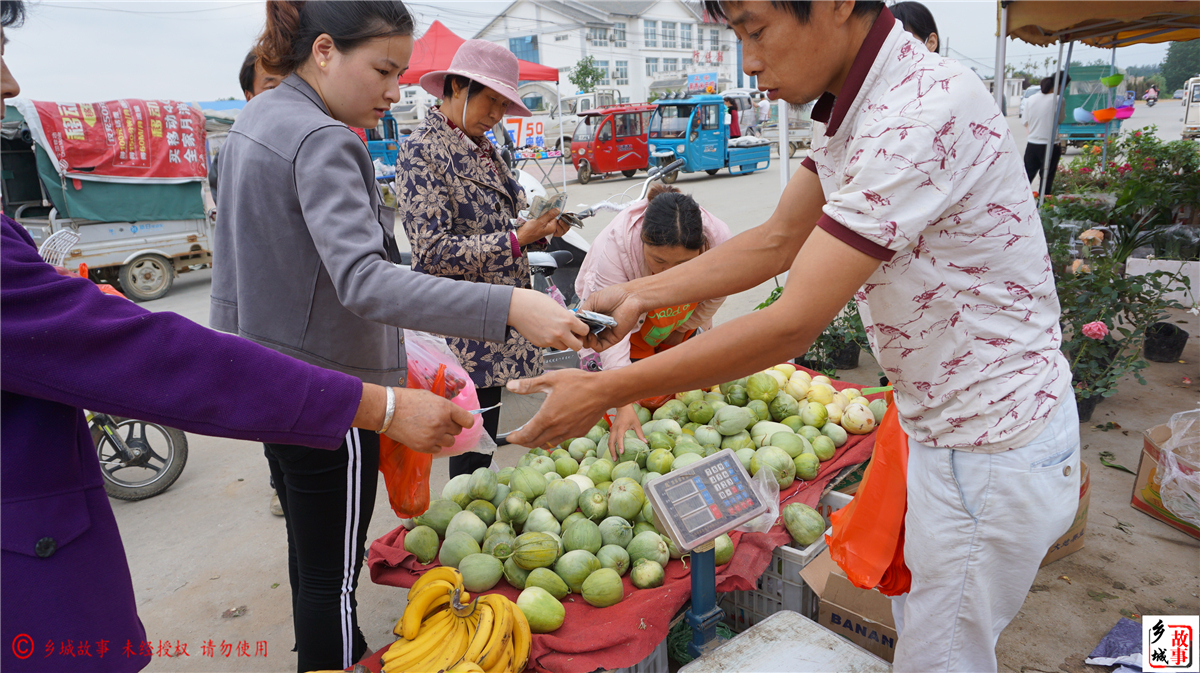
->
xmin=719 ymin=491 xmax=853 ymax=633
xmin=603 ymin=636 xmax=669 ymax=673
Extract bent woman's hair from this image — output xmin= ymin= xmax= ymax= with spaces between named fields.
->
xmin=642 ymin=185 xmax=707 ymax=250
xmin=255 ymin=0 xmax=415 ymax=76
xmin=889 ymin=2 xmax=939 ymax=50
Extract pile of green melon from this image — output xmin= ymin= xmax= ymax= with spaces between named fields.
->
xmin=401 ymin=364 xmax=885 ymax=632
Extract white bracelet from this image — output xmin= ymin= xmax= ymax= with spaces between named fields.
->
xmin=376 ymin=386 xmax=396 ymax=435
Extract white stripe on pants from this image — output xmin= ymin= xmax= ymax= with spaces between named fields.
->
xmin=891 ymin=396 xmax=1080 ymax=673
xmin=340 ymin=429 xmax=361 ymax=669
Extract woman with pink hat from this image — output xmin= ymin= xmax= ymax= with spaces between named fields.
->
xmin=396 ymin=39 xmax=572 ymax=478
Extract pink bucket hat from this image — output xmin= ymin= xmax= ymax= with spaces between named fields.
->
xmin=419 ymin=39 xmax=532 ymax=117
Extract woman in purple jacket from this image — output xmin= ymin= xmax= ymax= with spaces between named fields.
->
xmin=0 ymin=2 xmax=469 ymax=671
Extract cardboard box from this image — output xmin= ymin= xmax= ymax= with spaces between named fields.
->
xmin=1131 ymin=425 xmax=1200 ymax=540
xmin=1041 ymin=461 xmax=1091 ymax=567
xmin=800 ymin=550 xmax=898 ymax=663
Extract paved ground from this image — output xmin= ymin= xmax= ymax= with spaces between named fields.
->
xmin=119 ymin=101 xmax=1197 ymax=672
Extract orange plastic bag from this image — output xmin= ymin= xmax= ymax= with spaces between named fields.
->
xmin=378 ymin=366 xmax=448 ymax=518
xmin=826 ymin=399 xmax=911 ymax=595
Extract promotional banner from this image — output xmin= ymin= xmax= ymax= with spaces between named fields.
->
xmin=15 ymin=98 xmax=207 ymax=183
xmin=687 ymin=73 xmax=719 ymax=94
xmin=486 ymin=115 xmax=552 ymax=149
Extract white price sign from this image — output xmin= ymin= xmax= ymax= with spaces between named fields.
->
xmin=501 ymin=115 xmax=551 ymax=149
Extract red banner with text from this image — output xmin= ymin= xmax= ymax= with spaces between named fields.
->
xmin=31 ymin=99 xmax=207 ymax=182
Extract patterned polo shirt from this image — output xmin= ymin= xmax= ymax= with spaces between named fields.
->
xmin=803 ymin=7 xmax=1070 ymax=452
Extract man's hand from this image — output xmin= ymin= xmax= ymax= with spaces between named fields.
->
xmin=508 ymin=288 xmax=589 ymax=351
xmin=579 ymin=284 xmax=645 ymax=352
xmin=516 ymin=208 xmax=562 ymax=247
xmin=609 ymin=404 xmax=645 ymax=460
xmin=505 ymin=370 xmax=611 ymax=449
xmin=383 ymin=388 xmax=475 ymax=453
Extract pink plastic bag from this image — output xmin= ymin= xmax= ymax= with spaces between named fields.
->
xmin=403 ymin=331 xmax=492 ymax=457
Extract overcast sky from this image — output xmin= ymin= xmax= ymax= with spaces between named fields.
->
xmin=3 ymin=1 xmax=1172 ymax=103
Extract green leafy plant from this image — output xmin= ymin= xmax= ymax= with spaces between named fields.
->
xmin=568 ymin=56 xmax=605 ymax=94
xmin=756 ymin=286 xmax=869 ymax=375
xmin=1055 ymin=245 xmax=1191 ymax=402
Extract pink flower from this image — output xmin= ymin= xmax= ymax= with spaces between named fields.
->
xmin=1079 ymin=167 xmax=1094 ymax=174
xmin=1082 ymin=321 xmax=1109 ymax=340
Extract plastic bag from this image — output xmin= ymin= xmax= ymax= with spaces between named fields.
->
xmin=378 ymin=332 xmax=494 ymax=519
xmin=736 ymin=466 xmax=780 ymax=534
xmin=403 ymin=331 xmax=491 ymax=457
xmin=1156 ymin=408 xmax=1200 ymax=527
xmin=826 ymin=401 xmax=911 ymax=595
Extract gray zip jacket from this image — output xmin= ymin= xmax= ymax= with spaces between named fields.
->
xmin=210 ymin=75 xmax=513 ymax=385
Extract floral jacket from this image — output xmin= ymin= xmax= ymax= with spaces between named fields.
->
xmin=396 ymin=109 xmax=542 ymax=388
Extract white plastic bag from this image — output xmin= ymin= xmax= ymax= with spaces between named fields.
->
xmin=1157 ymin=408 xmax=1200 ymax=527
xmin=737 ymin=467 xmax=780 ymax=534
xmin=403 ymin=330 xmax=497 ymax=457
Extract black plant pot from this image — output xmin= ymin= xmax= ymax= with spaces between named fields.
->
xmin=1144 ymin=322 xmax=1189 ymax=363
xmin=829 ymin=344 xmax=861 ymax=370
xmin=1076 ymin=394 xmax=1101 ymax=423
xmin=795 ymin=357 xmax=832 ymax=373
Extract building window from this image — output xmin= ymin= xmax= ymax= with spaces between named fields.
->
xmin=644 ymin=20 xmax=657 ymax=47
xmin=662 ymin=22 xmax=676 ymax=49
xmin=613 ymin=22 xmax=626 ymax=47
xmin=710 ymin=29 xmax=720 ymax=50
xmin=509 ymin=35 xmax=539 ymax=63
xmin=619 ymin=96 xmax=630 ymax=104
xmin=696 ymin=28 xmax=704 ymax=50
xmin=682 ymin=58 xmax=692 ymax=69
xmin=615 ymin=60 xmax=629 ymax=86
xmin=588 ymin=27 xmax=608 ymax=46
xmin=597 ymin=60 xmax=609 ymax=86
xmin=681 ymin=23 xmax=692 ymax=49
xmin=663 ymin=58 xmax=678 ymax=72
xmin=646 ymin=57 xmax=658 ymax=76
xmin=554 ymin=33 xmax=569 ymax=42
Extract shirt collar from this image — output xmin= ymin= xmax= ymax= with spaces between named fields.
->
xmin=810 ymin=6 xmax=896 ymax=137
xmin=281 ymin=73 xmax=332 ymax=118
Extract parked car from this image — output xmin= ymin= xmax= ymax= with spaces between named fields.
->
xmin=1174 ymin=89 xmax=1187 ymax=100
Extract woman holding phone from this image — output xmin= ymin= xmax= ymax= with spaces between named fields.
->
xmin=210 ymin=3 xmax=586 ymax=669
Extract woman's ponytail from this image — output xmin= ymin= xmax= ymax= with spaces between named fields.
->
xmin=255 ymin=0 xmax=304 ymax=75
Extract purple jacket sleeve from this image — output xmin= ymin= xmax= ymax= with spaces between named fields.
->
xmin=1 ymin=216 xmax=361 ymax=449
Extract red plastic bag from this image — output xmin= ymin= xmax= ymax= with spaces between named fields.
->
xmin=378 ymin=366 xmax=448 ymax=518
xmin=826 ymin=399 xmax=911 ymax=595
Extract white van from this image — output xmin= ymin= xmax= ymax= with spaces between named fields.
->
xmin=1183 ymin=76 xmax=1200 ymax=140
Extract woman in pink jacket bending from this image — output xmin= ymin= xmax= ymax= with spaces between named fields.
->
xmin=575 ymin=185 xmax=733 ymax=457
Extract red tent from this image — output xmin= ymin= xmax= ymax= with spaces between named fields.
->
xmin=399 ymin=21 xmax=559 ymax=85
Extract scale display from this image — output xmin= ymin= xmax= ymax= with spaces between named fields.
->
xmin=645 ymin=449 xmax=768 ymax=552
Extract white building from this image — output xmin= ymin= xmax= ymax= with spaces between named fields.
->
xmin=473 ymin=0 xmax=746 ymax=109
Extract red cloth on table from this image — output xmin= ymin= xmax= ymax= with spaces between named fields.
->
xmin=365 ymin=370 xmax=880 ymax=672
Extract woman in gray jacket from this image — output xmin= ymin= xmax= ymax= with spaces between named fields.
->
xmin=209 ymin=2 xmax=586 ymax=670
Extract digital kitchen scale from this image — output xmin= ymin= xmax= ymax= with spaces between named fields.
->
xmin=644 ymin=449 xmax=770 ymax=660
xmin=645 ymin=449 xmax=769 ymax=553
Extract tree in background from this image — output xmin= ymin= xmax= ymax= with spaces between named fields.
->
xmin=1126 ymin=63 xmax=1162 ymax=78
xmin=568 ymin=56 xmax=605 ymax=94
xmin=1161 ymin=41 xmax=1200 ymax=91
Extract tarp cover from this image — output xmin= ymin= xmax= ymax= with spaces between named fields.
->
xmin=1007 ymin=1 xmax=1200 ymax=48
xmin=12 ymin=98 xmax=207 ymax=184
xmin=365 ymin=372 xmax=881 ymax=673
xmin=399 ymin=21 xmax=559 ymax=85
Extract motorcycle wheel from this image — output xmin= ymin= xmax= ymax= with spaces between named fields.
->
xmin=93 ymin=417 xmax=189 ymax=501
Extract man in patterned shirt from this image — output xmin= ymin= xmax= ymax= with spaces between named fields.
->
xmin=508 ymin=3 xmax=1078 ymax=670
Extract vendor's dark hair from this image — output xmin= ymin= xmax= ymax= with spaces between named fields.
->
xmin=1039 ymin=71 xmax=1070 ymax=94
xmin=238 ymin=51 xmax=258 ymax=95
xmin=442 ymin=74 xmax=489 ymax=100
xmin=255 ymin=0 xmax=414 ymax=76
xmin=1 ymin=0 xmax=25 ymax=30
xmin=890 ymin=2 xmax=938 ymax=50
xmin=642 ymin=185 xmax=707 ymax=251
xmin=703 ymin=0 xmax=883 ymax=24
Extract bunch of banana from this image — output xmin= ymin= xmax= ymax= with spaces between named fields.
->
xmin=382 ymin=567 xmax=531 ymax=673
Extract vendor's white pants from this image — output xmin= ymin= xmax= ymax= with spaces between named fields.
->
xmin=891 ymin=397 xmax=1080 ymax=673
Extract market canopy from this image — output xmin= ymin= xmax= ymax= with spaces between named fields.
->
xmin=398 ymin=20 xmax=558 ymax=85
xmin=1005 ymin=1 xmax=1200 ymax=48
